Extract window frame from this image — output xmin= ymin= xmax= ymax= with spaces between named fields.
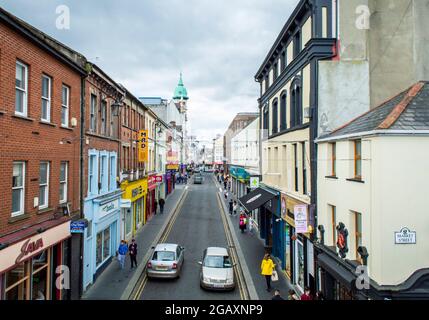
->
xmin=354 ymin=140 xmax=362 ymax=180
xmin=271 ymin=99 xmax=278 ymax=135
xmin=280 ymin=91 xmax=287 ymax=131
xmin=41 ymin=75 xmax=52 ymax=122
xmin=15 ymin=61 xmax=28 ymax=117
xmin=90 ymin=94 xmax=97 ymax=132
xmin=12 ymin=161 xmax=25 ymax=217
xmin=61 ymin=85 xmax=70 ymax=127
xmin=59 ymin=162 xmax=68 ymax=204
xmin=331 ymin=142 xmax=337 ymax=176
xmin=354 ymin=211 xmax=363 ymax=261
xmin=39 ymin=161 xmax=49 ymax=210
xmin=101 ymin=100 xmax=107 ymax=135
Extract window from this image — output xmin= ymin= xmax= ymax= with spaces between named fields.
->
xmin=59 ymin=162 xmax=68 ymax=203
xmin=302 ymin=142 xmax=307 ymax=195
xmin=281 ymin=51 xmax=286 ymax=70
xmin=354 ymin=212 xmax=362 ymax=260
xmin=354 ymin=140 xmax=362 ymax=179
xmin=293 ymin=30 xmax=301 ymax=58
xmin=272 ymin=100 xmax=278 ymax=134
xmin=294 ymin=144 xmax=298 ymax=192
xmin=109 ymin=155 xmax=116 ymax=191
xmin=290 ymin=79 xmax=302 ymax=127
xmin=100 ymin=155 xmax=108 ymax=193
xmin=110 ymin=104 xmax=115 ymax=137
xmin=96 ymin=227 xmax=111 ymax=267
xmin=12 ymin=162 xmax=25 ymax=216
xmin=39 ymin=162 xmax=49 ymax=209
xmin=90 ymin=94 xmax=97 ymax=132
xmin=331 ymin=142 xmax=337 ymax=176
xmin=41 ymin=75 xmax=51 ymax=122
xmin=101 ymin=100 xmax=107 ymax=135
xmin=330 ymin=205 xmax=336 ymax=245
xmin=89 ymin=154 xmax=96 ymax=195
xmin=263 ymin=107 xmax=269 ymax=138
xmin=265 ymin=74 xmax=269 ymax=91
xmin=61 ymin=85 xmax=69 ymax=127
xmin=280 ymin=92 xmax=287 ymax=131
xmin=273 ymin=62 xmax=278 ymax=80
xmin=15 ymin=61 xmax=28 ymax=116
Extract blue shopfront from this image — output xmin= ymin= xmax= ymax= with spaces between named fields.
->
xmin=83 ymin=190 xmax=122 ymax=290
xmin=229 ymin=166 xmax=250 ymax=199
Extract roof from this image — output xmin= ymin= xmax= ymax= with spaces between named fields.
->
xmin=318 ymin=82 xmax=429 ymax=141
xmin=173 ymin=73 xmax=189 ymax=100
xmin=155 ymin=243 xmax=179 ymax=251
xmin=206 ymin=247 xmax=228 ymax=256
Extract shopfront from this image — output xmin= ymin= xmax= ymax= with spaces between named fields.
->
xmin=165 ymin=172 xmax=172 ymax=197
xmin=83 ymin=190 xmax=122 ymax=290
xmin=0 ymin=218 xmax=71 ymax=300
xmin=229 ymin=166 xmax=250 ymax=199
xmin=120 ymin=178 xmax=147 ymax=236
xmin=146 ymin=175 xmax=157 ymax=223
xmin=281 ymin=193 xmax=314 ymax=294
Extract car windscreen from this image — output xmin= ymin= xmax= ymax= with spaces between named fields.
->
xmin=203 ymin=255 xmax=232 ymax=268
xmin=153 ymin=250 xmax=176 ymax=261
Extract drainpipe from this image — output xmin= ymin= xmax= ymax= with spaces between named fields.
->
xmin=79 ymin=72 xmax=86 ymax=299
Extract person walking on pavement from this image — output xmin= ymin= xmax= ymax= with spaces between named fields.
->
xmin=154 ymin=199 xmax=158 ymax=215
xmin=239 ymin=213 xmax=247 ymax=233
xmin=159 ymin=198 xmax=165 ymax=214
xmin=117 ymin=240 xmax=128 ymax=270
xmin=288 ymin=289 xmax=300 ymax=300
xmin=129 ymin=239 xmax=138 ymax=269
xmin=300 ymin=287 xmax=313 ymax=300
xmin=224 ymin=189 xmax=228 ymax=200
xmin=228 ymin=199 xmax=233 ymax=215
xmin=315 ymin=291 xmax=325 ymax=300
xmin=223 ymin=180 xmax=227 ymax=189
xmin=272 ymin=290 xmax=284 ymax=300
xmin=261 ymin=253 xmax=276 ymax=292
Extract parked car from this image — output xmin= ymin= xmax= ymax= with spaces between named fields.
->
xmin=146 ymin=243 xmax=185 ymax=279
xmin=194 ymin=174 xmax=203 ymax=184
xmin=199 ymin=247 xmax=236 ymax=291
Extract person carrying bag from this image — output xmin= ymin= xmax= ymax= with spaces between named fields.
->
xmin=260 ymin=253 xmax=276 ymax=291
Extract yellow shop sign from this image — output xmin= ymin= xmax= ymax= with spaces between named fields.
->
xmin=121 ymin=179 xmax=148 ymax=202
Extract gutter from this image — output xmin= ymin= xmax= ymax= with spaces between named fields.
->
xmin=315 ymin=130 xmax=429 ymax=143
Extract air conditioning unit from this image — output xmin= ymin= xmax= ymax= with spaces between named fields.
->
xmin=304 ymin=107 xmax=311 ymax=119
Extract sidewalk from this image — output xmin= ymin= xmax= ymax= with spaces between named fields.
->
xmin=81 ymin=184 xmax=187 ymax=300
xmin=218 ymin=180 xmax=294 ymax=300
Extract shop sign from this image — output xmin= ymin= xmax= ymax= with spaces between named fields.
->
xmin=395 ymin=227 xmax=416 ymax=244
xmin=120 ymin=199 xmax=132 ymax=208
xmin=132 ymin=185 xmax=144 ymax=198
xmin=138 ymin=130 xmax=148 ymax=163
xmin=99 ymin=200 xmax=119 ymax=219
xmin=250 ymin=176 xmax=259 ymax=189
xmin=70 ymin=221 xmax=86 ymax=234
xmin=294 ymin=204 xmax=308 ymax=234
xmin=336 ymin=222 xmax=349 ymax=259
xmin=155 ymin=175 xmax=163 ymax=183
xmin=0 ymin=221 xmax=71 ymax=273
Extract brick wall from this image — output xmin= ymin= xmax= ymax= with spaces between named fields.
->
xmin=0 ymin=23 xmax=82 ymax=236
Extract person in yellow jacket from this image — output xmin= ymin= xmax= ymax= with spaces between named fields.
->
xmin=261 ymin=253 xmax=276 ymax=291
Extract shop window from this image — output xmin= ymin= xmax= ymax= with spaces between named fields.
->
xmin=96 ymin=227 xmax=111 ymax=268
xmin=285 ymin=224 xmax=292 ymax=278
xmin=125 ymin=208 xmax=132 ymax=237
xmin=32 ymin=250 xmax=49 ymax=300
xmin=4 ymin=262 xmax=29 ymax=300
xmin=294 ymin=237 xmax=305 ymax=291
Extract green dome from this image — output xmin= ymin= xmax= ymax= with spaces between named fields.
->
xmin=173 ymin=73 xmax=189 ymax=100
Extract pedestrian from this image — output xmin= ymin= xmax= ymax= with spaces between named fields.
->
xmin=315 ymin=291 xmax=325 ymax=301
xmin=239 ymin=214 xmax=246 ymax=233
xmin=229 ymin=199 xmax=233 ymax=215
xmin=224 ymin=190 xmax=228 ymax=200
xmin=117 ymin=240 xmax=128 ymax=269
xmin=300 ymin=286 xmax=313 ymax=300
xmin=260 ymin=253 xmax=276 ymax=292
xmin=248 ymin=217 xmax=254 ymax=235
xmin=271 ymin=289 xmax=284 ymax=300
xmin=288 ymin=289 xmax=300 ymax=300
xmin=223 ymin=180 xmax=227 ymax=189
xmin=154 ymin=199 xmax=158 ymax=215
xmin=233 ymin=201 xmax=238 ymax=216
xmin=159 ymin=198 xmax=165 ymax=214
xmin=128 ymin=239 xmax=138 ymax=269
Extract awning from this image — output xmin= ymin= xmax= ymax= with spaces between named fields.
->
xmin=238 ymin=187 xmax=277 ymax=212
xmin=317 ymin=253 xmax=357 ymax=290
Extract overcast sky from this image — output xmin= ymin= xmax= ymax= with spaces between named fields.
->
xmin=0 ymin=0 xmax=298 ymax=143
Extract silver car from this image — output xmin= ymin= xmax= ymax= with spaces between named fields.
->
xmin=199 ymin=247 xmax=236 ymax=291
xmin=146 ymin=243 xmax=185 ymax=279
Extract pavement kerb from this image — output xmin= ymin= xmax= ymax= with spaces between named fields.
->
xmin=120 ymin=187 xmax=188 ymax=300
xmin=214 ymin=177 xmax=259 ymax=300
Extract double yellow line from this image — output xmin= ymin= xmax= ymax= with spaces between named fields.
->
xmin=131 ymin=189 xmax=189 ymax=300
xmin=215 ymin=180 xmax=249 ymax=300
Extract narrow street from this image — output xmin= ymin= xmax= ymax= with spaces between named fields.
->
xmin=140 ymin=173 xmax=240 ymax=300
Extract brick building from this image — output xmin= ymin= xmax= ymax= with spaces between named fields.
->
xmin=0 ymin=7 xmax=87 ymax=300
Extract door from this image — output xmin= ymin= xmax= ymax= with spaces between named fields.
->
xmin=83 ymin=236 xmax=93 ymax=289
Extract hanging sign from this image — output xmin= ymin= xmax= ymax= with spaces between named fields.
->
xmin=294 ymin=204 xmax=308 ymax=234
xmin=138 ymin=130 xmax=148 ymax=162
xmin=250 ymin=176 xmax=260 ymax=189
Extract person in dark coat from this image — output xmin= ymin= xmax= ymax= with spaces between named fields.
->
xmin=154 ymin=199 xmax=158 ymax=215
xmin=128 ymin=239 xmax=138 ymax=269
xmin=228 ymin=199 xmax=233 ymax=215
xmin=159 ymin=198 xmax=165 ymax=214
xmin=272 ymin=290 xmax=284 ymax=300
